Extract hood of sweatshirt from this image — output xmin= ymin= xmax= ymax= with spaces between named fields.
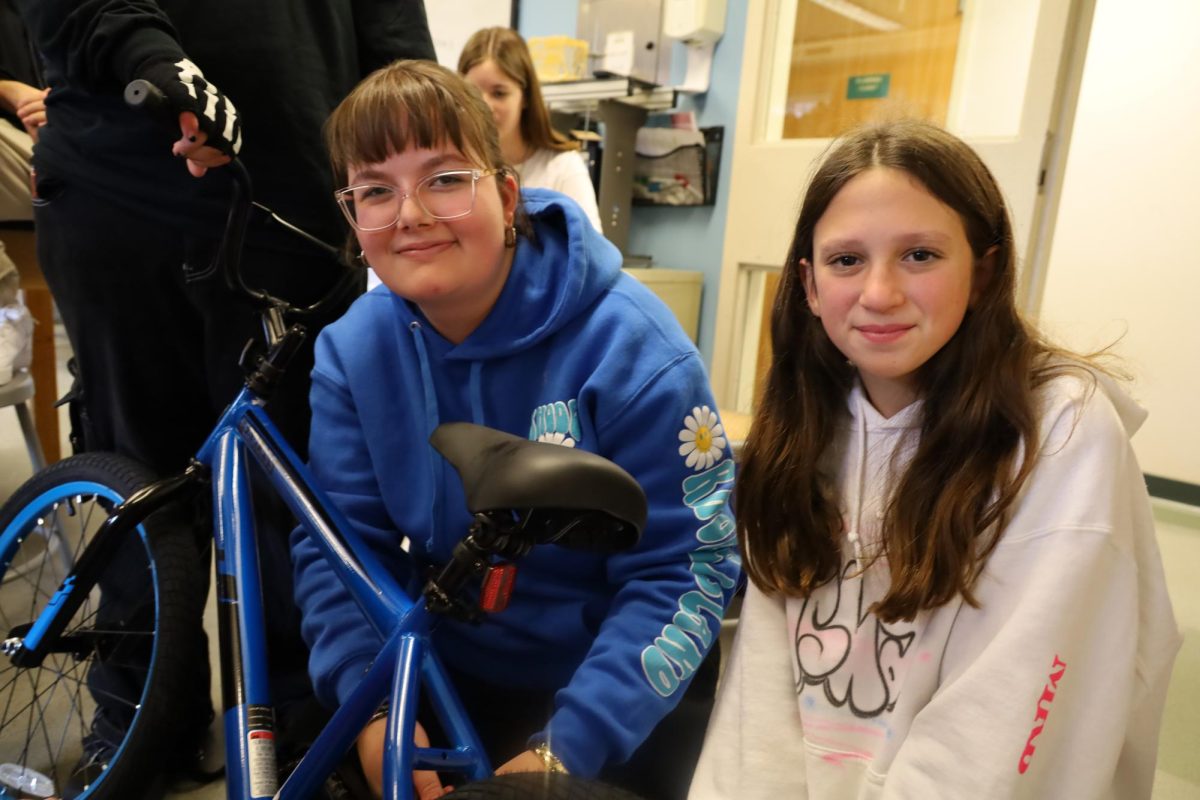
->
xmin=386 ymin=187 xmax=622 ymax=361
xmin=838 ymin=367 xmax=1147 ymax=566
xmin=315 ymin=188 xmax=625 ymax=558
xmin=1093 ymin=370 xmax=1148 ymax=436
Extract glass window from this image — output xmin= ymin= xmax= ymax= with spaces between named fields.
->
xmin=763 ymin=0 xmax=1045 ymax=142
xmin=779 ymin=0 xmax=963 ymax=139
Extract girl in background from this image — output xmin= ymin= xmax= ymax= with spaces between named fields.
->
xmin=459 ymin=26 xmax=603 ymax=233
xmin=689 ymin=119 xmax=1179 ymax=799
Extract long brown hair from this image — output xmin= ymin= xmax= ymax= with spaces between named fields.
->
xmin=457 ymin=26 xmax=577 ymax=153
xmin=738 ymin=119 xmax=1080 ymax=622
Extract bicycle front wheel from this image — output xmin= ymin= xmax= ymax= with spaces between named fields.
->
xmin=0 ymin=454 xmax=206 ymax=799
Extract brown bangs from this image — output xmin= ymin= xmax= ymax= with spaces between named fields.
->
xmin=325 ymin=60 xmax=503 ymax=181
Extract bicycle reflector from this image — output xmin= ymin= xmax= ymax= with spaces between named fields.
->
xmin=479 ymin=562 xmax=517 ymax=613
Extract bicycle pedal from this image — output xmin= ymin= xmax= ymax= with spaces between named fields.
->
xmin=479 ymin=562 xmax=517 ymax=613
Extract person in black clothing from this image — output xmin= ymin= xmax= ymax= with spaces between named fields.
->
xmin=1 ymin=0 xmax=43 ymax=220
xmin=12 ymin=0 xmax=435 ymax=792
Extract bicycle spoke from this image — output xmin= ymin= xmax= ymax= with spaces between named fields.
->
xmin=28 ymin=669 xmax=65 ymax=786
xmin=0 ymin=460 xmax=191 ymax=798
xmin=17 ymin=657 xmax=45 ymax=775
xmin=40 ymin=654 xmax=88 ymax=777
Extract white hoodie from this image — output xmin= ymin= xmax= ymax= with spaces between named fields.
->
xmin=689 ymin=372 xmax=1181 ymax=799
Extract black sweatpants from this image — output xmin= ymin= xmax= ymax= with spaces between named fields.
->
xmin=33 ymin=173 xmax=357 ymax=752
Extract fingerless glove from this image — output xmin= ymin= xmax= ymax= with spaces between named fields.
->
xmin=137 ymin=58 xmax=243 ymax=156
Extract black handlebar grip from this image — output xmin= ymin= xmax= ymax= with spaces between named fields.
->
xmin=124 ymin=79 xmax=174 ymax=127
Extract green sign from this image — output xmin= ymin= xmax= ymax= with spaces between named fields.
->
xmin=847 ymin=73 xmax=890 ymax=100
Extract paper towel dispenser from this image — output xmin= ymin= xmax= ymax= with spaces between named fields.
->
xmin=577 ymin=0 xmax=672 ymax=85
xmin=663 ymin=0 xmax=726 ymax=45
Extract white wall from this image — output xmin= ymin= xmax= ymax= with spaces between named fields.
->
xmin=1037 ymin=0 xmax=1200 ymax=485
xmin=425 ymin=1 xmax=513 ymax=68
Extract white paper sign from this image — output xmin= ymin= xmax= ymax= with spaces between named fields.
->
xmin=679 ymin=41 xmax=716 ymax=93
xmin=602 ymin=30 xmax=635 ymax=76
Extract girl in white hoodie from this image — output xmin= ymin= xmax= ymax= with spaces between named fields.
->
xmin=689 ymin=120 xmax=1180 ymax=799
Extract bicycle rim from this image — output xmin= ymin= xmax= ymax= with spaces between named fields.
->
xmin=0 ymin=455 xmax=195 ymax=799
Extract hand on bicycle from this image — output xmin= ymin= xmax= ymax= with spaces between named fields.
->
xmin=172 ymin=111 xmax=231 ymax=177
xmin=495 ymin=749 xmax=548 ymax=775
xmin=357 ymin=717 xmax=453 ymax=800
xmin=135 ymin=57 xmax=242 ymax=177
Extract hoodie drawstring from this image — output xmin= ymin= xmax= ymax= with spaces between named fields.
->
xmin=409 ymin=321 xmax=441 ymax=551
xmin=469 ymin=361 xmax=484 ymax=425
xmin=847 ymin=390 xmax=868 ymax=567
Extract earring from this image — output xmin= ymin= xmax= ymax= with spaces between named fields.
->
xmin=355 ymin=249 xmax=368 ymax=268
xmin=504 ymin=225 xmax=516 ymax=248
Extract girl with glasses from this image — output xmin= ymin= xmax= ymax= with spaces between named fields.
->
xmin=293 ymin=60 xmax=739 ymax=800
xmin=688 ymin=119 xmax=1180 ymax=799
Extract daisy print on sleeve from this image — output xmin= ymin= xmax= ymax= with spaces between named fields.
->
xmin=679 ymin=405 xmax=727 ymax=471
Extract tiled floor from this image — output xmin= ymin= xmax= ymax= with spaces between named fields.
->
xmin=0 ymin=326 xmax=1197 ymax=798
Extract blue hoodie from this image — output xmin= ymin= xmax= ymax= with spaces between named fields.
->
xmin=291 ymin=189 xmax=741 ymax=777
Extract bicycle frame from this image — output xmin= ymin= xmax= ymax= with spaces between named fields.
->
xmin=208 ymin=385 xmax=492 ymax=800
xmin=9 ymin=118 xmax=495 ymax=798
xmin=212 ymin=382 xmax=497 ymax=799
xmin=16 ymin=378 xmax=494 ymax=800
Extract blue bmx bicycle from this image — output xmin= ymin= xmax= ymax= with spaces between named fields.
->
xmin=0 ymin=82 xmax=648 ymax=800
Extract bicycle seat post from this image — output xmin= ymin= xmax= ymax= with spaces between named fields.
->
xmin=422 ymin=510 xmax=534 ymax=623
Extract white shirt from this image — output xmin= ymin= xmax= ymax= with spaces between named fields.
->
xmin=516 ymin=147 xmax=602 ymax=233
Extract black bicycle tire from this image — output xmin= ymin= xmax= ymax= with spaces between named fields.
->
xmin=444 ymin=773 xmax=647 ymax=800
xmin=0 ymin=453 xmax=207 ymax=799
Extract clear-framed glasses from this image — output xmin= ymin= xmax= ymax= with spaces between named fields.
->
xmin=334 ymin=168 xmax=501 ymax=231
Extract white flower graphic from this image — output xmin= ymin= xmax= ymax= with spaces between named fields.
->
xmin=678 ymin=405 xmax=726 ymax=471
xmin=538 ymin=431 xmax=577 ymax=448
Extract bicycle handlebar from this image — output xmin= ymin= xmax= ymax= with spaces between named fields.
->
xmin=123 ymin=79 xmax=356 ymax=321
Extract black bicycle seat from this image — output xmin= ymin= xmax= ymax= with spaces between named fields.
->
xmin=429 ymin=422 xmax=647 ymax=552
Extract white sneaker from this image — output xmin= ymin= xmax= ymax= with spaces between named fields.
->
xmin=0 ymin=302 xmax=33 ymax=384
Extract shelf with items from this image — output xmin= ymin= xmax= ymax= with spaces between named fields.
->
xmin=540 ymin=77 xmax=677 ymax=114
xmin=541 ymin=78 xmax=679 ymax=255
xmin=632 ymin=125 xmax=723 ymax=207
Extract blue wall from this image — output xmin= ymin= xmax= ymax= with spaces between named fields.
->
xmin=517 ymin=1 xmax=748 ymax=365
xmin=517 ymin=3 xmax=579 ymax=39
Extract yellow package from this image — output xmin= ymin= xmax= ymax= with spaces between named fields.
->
xmin=527 ymin=36 xmax=589 ymax=83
